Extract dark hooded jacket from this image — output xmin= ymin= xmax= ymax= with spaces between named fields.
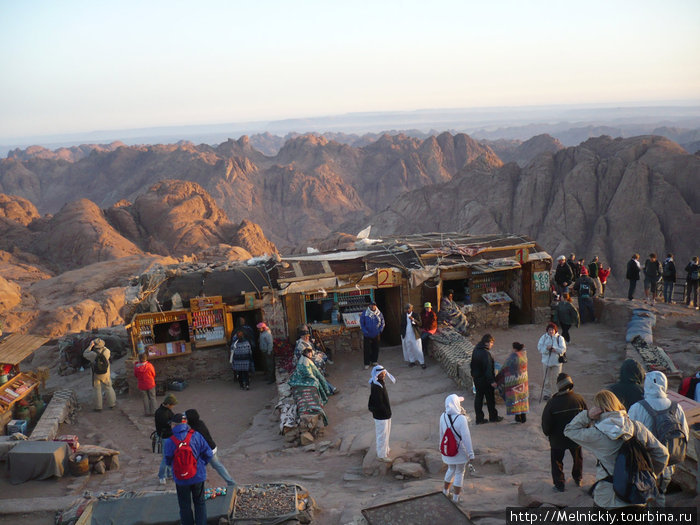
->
xmin=608 ymin=359 xmax=645 ymax=410
xmin=541 ymin=387 xmax=588 ymax=449
xmin=185 ymin=409 xmax=216 ymax=450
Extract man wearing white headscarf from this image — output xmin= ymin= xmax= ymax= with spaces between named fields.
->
xmin=401 ymin=303 xmax=425 ymax=369
xmin=368 ymin=365 xmax=396 ymax=462
xmin=439 ymin=394 xmax=475 ymax=503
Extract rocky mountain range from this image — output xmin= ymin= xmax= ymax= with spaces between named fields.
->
xmin=364 ymin=135 xmax=700 ymax=293
xmin=1 ymin=131 xmax=698 ymax=336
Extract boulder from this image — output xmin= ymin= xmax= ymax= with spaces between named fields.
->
xmin=391 ymin=462 xmax=425 ymax=478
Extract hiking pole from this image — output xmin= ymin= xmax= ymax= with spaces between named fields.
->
xmin=539 ymin=353 xmax=551 ymax=403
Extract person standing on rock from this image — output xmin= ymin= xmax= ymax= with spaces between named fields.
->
xmin=573 ymin=267 xmax=596 ymax=323
xmin=257 ymin=322 xmax=275 ymax=384
xmin=360 ymin=301 xmax=385 ymax=370
xmin=541 ymin=373 xmax=587 ymax=492
xmin=662 ymin=253 xmax=676 ymax=304
xmin=82 ymin=338 xmax=116 ymax=411
xmin=564 ymin=390 xmax=668 ymax=509
xmin=495 ymin=342 xmax=529 ymax=423
xmin=608 ymin=359 xmax=646 ymax=411
xmin=368 ymin=365 xmax=395 ymax=462
xmin=134 ymin=352 xmax=157 ymax=416
xmin=420 ymin=301 xmax=438 ymax=352
xmin=554 ymin=256 xmax=574 ymax=298
xmin=567 ymin=253 xmax=581 ymax=281
xmin=164 ymin=412 xmax=213 ymax=525
xmin=628 ymin=371 xmax=689 ymax=507
xmin=685 ymin=256 xmax=700 ymax=309
xmin=626 ymin=253 xmax=642 ymax=300
xmin=555 ymin=293 xmax=580 ymax=344
xmin=588 ymin=256 xmax=602 ymax=298
xmin=598 ymin=265 xmax=611 ymax=298
xmin=400 ymin=303 xmax=425 ymax=368
xmin=643 ymin=252 xmax=662 ymax=305
xmin=230 ymin=330 xmax=254 ymax=390
xmin=439 ymin=394 xmax=475 ymax=503
xmin=184 ymin=409 xmax=236 ymax=486
xmin=537 ymin=323 xmax=566 ymax=401
xmin=469 ymin=334 xmax=502 ymax=424
xmin=155 ymin=394 xmax=178 ymax=484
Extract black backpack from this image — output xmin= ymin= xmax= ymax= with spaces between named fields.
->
xmin=639 ymin=399 xmax=687 ymax=465
xmin=601 ymin=428 xmax=660 ymax=505
xmin=662 ymin=261 xmax=673 ymax=278
xmin=579 ymin=281 xmax=591 ymax=298
xmin=93 ymin=349 xmax=110 ymax=375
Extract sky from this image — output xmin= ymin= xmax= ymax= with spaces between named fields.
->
xmin=1 ymin=0 xmax=699 ymax=140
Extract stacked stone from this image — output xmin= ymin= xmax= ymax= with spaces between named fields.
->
xmin=30 ymin=389 xmax=77 ymax=441
xmin=430 ymin=326 xmax=475 ymax=390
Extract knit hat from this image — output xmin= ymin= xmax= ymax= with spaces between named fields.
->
xmin=256 ymin=322 xmax=268 ymax=330
xmin=170 ymin=412 xmax=187 ymax=424
xmin=580 ymin=267 xmax=589 ymax=275
xmin=512 ymin=342 xmax=524 ymax=351
xmin=163 ymin=394 xmax=178 ymax=406
xmin=424 ymin=302 xmax=432 ymax=308
xmin=557 ymin=255 xmax=566 ymax=261
xmin=557 ymin=373 xmax=574 ymax=392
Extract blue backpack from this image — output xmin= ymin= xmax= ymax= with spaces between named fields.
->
xmin=602 ymin=429 xmax=660 ymax=505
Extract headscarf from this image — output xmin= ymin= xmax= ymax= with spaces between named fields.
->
xmin=368 ymin=364 xmax=396 ymax=388
xmin=364 ymin=305 xmax=381 ymax=320
xmin=257 ymin=322 xmax=268 ymax=331
xmin=444 ymin=394 xmax=465 ymax=416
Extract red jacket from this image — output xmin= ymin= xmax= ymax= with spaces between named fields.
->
xmin=134 ymin=361 xmax=156 ymax=390
xmin=598 ymin=267 xmax=611 ymax=283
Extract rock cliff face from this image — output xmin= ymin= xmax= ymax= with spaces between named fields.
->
xmin=482 ymin=134 xmax=564 ymax=166
xmin=368 ymin=135 xmax=700 ymax=293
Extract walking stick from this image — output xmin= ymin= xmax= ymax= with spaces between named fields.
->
xmin=539 ymin=350 xmax=551 ymax=403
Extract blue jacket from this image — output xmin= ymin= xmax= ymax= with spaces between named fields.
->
xmin=360 ymin=308 xmax=385 ymax=338
xmin=164 ymin=423 xmax=213 ymax=485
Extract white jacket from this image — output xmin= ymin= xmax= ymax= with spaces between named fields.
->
xmin=439 ymin=395 xmax=474 ymax=465
xmin=537 ymin=332 xmax=566 ymax=367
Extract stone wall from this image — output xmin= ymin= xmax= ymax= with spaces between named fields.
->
xmin=309 ymin=324 xmax=363 ymax=358
xmin=465 ymin=303 xmax=510 ymax=330
xmin=125 ymin=346 xmax=232 ymax=393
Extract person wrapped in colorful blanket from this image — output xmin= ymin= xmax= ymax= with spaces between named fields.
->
xmin=288 ymin=345 xmax=334 ymax=405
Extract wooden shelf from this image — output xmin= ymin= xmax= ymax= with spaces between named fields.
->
xmin=195 ymin=339 xmax=228 ymax=348
xmin=144 ymin=342 xmax=192 ymax=360
xmin=0 ymin=372 xmax=39 ymax=414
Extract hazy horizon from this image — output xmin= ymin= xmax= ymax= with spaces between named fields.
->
xmin=2 ymin=0 xmax=699 ymax=142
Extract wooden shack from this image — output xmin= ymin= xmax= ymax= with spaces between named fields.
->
xmin=0 ymin=334 xmax=48 ymax=432
xmin=276 ymin=233 xmax=552 ymax=348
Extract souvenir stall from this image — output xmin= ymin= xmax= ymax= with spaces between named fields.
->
xmin=0 ymin=333 xmax=49 ymax=434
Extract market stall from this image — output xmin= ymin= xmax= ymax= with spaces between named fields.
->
xmin=0 ymin=333 xmax=48 ymax=434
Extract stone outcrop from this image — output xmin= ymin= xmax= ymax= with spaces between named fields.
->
xmin=0 ymin=132 xmax=502 ymax=245
xmin=369 ymin=135 xmax=700 ymax=295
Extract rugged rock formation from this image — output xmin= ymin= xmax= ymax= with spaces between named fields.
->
xmin=0 ymin=132 xmax=502 ymax=245
xmin=368 ymin=135 xmax=700 ymax=294
xmin=482 ymin=134 xmax=564 ymax=167
xmin=0 ymin=194 xmax=40 ymax=225
xmin=0 ymin=182 xmax=278 ymax=335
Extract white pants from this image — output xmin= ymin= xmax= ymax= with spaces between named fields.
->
xmin=542 ymin=363 xmax=562 ymax=397
xmin=401 ymin=335 xmax=424 ymax=365
xmin=444 ymin=463 xmax=467 ymax=488
xmin=374 ymin=418 xmax=391 ymax=459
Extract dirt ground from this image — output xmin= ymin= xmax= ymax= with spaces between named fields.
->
xmin=1 ymin=297 xmax=698 ymax=524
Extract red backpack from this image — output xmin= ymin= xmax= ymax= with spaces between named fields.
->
xmin=170 ymin=429 xmax=198 ymax=479
xmin=440 ymin=414 xmax=462 ymax=457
